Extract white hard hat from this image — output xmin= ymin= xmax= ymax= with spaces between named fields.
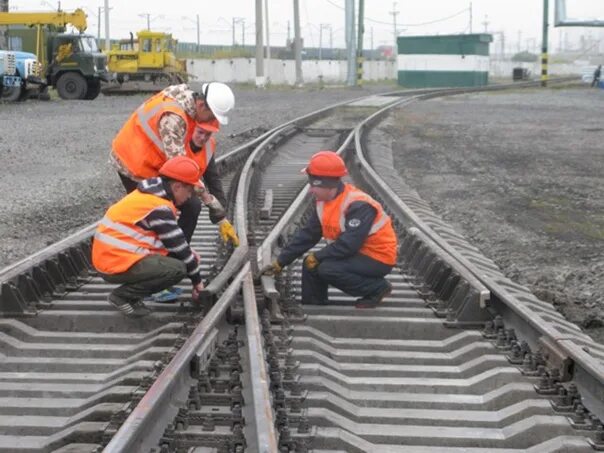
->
xmin=201 ymin=82 xmax=235 ymax=125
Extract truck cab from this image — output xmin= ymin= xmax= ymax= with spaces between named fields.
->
xmin=0 ymin=49 xmax=45 ymax=101
xmin=46 ymin=33 xmax=111 ymax=100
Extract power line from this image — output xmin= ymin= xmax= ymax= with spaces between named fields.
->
xmin=324 ymin=0 xmax=469 ymax=27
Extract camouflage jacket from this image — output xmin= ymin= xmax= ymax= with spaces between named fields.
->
xmin=110 ymin=84 xmax=198 ymax=180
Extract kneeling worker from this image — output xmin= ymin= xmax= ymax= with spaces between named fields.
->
xmin=92 ymin=156 xmax=207 ymax=317
xmin=262 ymin=151 xmax=398 ymax=308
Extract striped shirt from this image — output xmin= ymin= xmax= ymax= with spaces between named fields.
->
xmin=137 ymin=177 xmax=203 ymax=285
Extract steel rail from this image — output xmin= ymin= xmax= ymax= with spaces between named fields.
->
xmin=351 ymin=87 xmax=604 ymax=420
xmin=104 ymin=262 xmax=251 ymax=452
xmin=242 ymin=270 xmax=279 ymax=452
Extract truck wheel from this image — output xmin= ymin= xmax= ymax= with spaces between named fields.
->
xmin=56 ymin=72 xmax=87 ymax=100
xmin=84 ymin=80 xmax=101 ymax=100
xmin=1 ymin=85 xmax=22 ymax=102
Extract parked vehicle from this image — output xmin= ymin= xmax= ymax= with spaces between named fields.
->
xmin=0 ymin=50 xmax=21 ymax=101
xmin=106 ymin=30 xmax=187 ymax=85
xmin=0 ymin=9 xmax=111 ymax=100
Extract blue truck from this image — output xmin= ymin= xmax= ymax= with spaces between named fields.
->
xmin=0 ymin=49 xmax=46 ymax=101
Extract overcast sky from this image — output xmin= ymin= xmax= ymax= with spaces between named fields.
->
xmin=11 ymin=0 xmax=604 ymax=52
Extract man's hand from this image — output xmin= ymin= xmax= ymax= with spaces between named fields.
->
xmin=303 ymin=252 xmax=319 ymax=271
xmin=192 ymin=282 xmax=204 ymax=300
xmin=191 ymin=249 xmax=200 ymax=262
xmin=218 ymin=219 xmax=239 ymax=247
xmin=260 ymin=260 xmax=282 ymax=276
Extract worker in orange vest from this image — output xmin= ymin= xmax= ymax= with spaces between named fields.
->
xmin=261 ymin=151 xmax=397 ymax=308
xmin=92 ymin=156 xmax=209 ymax=317
xmin=110 ymin=82 xmax=238 ymax=248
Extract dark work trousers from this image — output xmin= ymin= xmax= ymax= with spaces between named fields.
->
xmin=301 ymin=253 xmax=393 ymax=305
xmin=118 ymin=173 xmax=202 ymax=243
xmin=100 ymin=255 xmax=186 ymax=303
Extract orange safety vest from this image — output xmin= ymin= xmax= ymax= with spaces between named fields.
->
xmin=92 ymin=189 xmax=177 ymax=274
xmin=316 ymin=184 xmax=398 ymax=266
xmin=112 ymin=92 xmax=216 ymax=179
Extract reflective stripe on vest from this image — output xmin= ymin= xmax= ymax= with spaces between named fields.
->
xmin=316 ymin=191 xmax=389 ymax=237
xmin=93 ymin=231 xmax=152 ymax=256
xmin=135 ymin=99 xmax=181 ymax=152
xmin=98 ymin=215 xmax=164 ymax=249
xmin=315 ymin=184 xmax=398 ymax=265
xmin=92 ymin=190 xmax=177 ymax=274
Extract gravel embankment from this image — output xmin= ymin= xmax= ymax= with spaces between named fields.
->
xmin=385 ymin=87 xmax=603 ymax=342
xmin=0 ymin=84 xmax=392 ymax=268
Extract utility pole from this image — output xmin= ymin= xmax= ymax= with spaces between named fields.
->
xmin=232 ymin=17 xmax=236 ymax=45
xmin=196 ymin=14 xmax=200 ymax=53
xmin=482 ymin=15 xmax=489 ymax=33
xmin=140 ymin=13 xmax=151 ymax=30
xmin=389 ymin=2 xmax=399 ymax=58
xmin=98 ymin=6 xmax=102 ymax=42
xmin=242 ymin=19 xmax=245 ymax=46
xmin=541 ymin=0 xmax=549 ymax=87
xmin=287 ymin=20 xmax=291 ymax=43
xmin=345 ymin=0 xmax=356 ymax=86
xmin=357 ymin=0 xmax=365 ymax=85
xmin=517 ymin=30 xmax=522 ymax=51
xmin=255 ymin=0 xmax=265 ymax=86
xmin=469 ymin=2 xmax=472 ymax=33
xmin=265 ymin=0 xmax=271 ymax=79
xmin=319 ymin=24 xmax=330 ymax=60
xmin=0 ymin=0 xmax=7 ymax=49
xmin=104 ymin=0 xmax=110 ymax=51
xmin=319 ymin=25 xmax=323 ymax=60
xmin=293 ymin=0 xmax=303 ymax=85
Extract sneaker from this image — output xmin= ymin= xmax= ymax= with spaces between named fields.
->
xmin=355 ymin=281 xmax=393 ymax=309
xmin=108 ymin=295 xmax=150 ymax=318
xmin=145 ymin=287 xmax=183 ymax=303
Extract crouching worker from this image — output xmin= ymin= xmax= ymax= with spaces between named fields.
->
xmin=261 ymin=151 xmax=398 ymax=308
xmin=92 ymin=156 xmax=206 ymax=317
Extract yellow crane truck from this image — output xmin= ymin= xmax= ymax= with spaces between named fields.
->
xmin=106 ymin=30 xmax=188 ymax=85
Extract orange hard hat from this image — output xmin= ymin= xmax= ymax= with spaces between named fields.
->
xmin=303 ymin=151 xmax=348 ymax=178
xmin=196 ymin=118 xmax=220 ymax=133
xmin=159 ymin=156 xmax=202 ymax=187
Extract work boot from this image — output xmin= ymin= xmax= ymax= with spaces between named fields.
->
xmin=108 ymin=295 xmax=151 ymax=318
xmin=355 ymin=281 xmax=393 ymax=309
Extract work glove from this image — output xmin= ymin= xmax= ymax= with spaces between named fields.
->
xmin=303 ymin=252 xmax=319 ymax=271
xmin=260 ymin=260 xmax=282 ymax=276
xmin=218 ymin=219 xmax=239 ymax=247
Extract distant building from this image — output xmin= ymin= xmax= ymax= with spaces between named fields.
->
xmin=397 ymin=34 xmax=493 ymax=88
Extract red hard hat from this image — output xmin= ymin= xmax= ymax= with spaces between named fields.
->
xmin=159 ymin=156 xmax=202 ymax=187
xmin=196 ymin=118 xmax=220 ymax=133
xmin=303 ymin=151 xmax=348 ymax=178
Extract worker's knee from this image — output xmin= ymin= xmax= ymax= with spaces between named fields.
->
xmin=316 ymin=259 xmax=341 ymax=280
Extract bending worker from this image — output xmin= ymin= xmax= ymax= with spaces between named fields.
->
xmin=110 ymin=82 xmax=238 ymax=247
xmin=262 ymin=151 xmax=397 ymax=308
xmin=92 ymin=156 xmax=207 ymax=317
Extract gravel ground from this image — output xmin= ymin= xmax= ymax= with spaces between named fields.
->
xmin=0 ymin=83 xmax=392 ymax=268
xmin=384 ymin=87 xmax=604 ymax=343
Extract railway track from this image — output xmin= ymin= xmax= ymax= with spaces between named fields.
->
xmin=1 ymin=79 xmax=603 ymax=452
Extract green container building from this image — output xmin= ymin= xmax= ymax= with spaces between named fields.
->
xmin=397 ymin=33 xmax=493 ymax=88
